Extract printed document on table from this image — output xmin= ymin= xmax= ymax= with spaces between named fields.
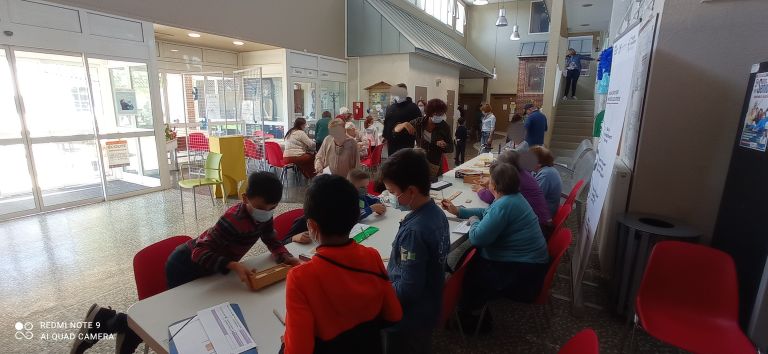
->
xmin=168 ymin=316 xmax=215 ymax=354
xmin=197 ymin=302 xmax=256 ymax=354
xmin=452 ymin=221 xmax=472 ymax=234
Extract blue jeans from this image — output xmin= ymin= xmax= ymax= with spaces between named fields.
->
xmin=165 ymin=244 xmax=215 ymax=289
xmin=480 ymin=131 xmax=491 ymax=152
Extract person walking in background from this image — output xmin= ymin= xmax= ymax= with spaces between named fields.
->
xmin=283 ymin=118 xmax=317 ymax=179
xmin=393 ymin=98 xmax=454 ymax=180
xmin=523 ymin=103 xmax=548 ymax=147
xmin=338 ymin=106 xmax=353 ymax=122
xmin=474 ymin=104 xmax=484 ymax=141
xmin=480 ymin=104 xmax=496 ymax=153
xmin=416 ymin=99 xmax=427 ymax=116
xmin=315 ymin=118 xmax=360 ymax=177
xmin=364 ymin=114 xmax=384 ymax=147
xmin=455 ymin=117 xmax=468 ymax=165
xmin=563 ymin=48 xmax=595 ymax=100
xmin=314 ymin=111 xmax=332 ymax=150
xmin=383 ymin=83 xmax=421 ymax=156
xmin=346 ymin=122 xmax=371 ymax=158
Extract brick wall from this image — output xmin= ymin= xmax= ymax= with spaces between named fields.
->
xmin=515 ymin=57 xmax=546 ymax=110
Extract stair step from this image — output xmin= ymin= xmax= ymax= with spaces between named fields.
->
xmin=551 ymin=148 xmax=574 ymax=159
xmin=550 ymin=141 xmax=580 ymax=150
xmin=561 ymin=100 xmax=594 ymax=105
xmin=555 ymin=116 xmax=594 ymax=123
xmin=557 ymin=107 xmax=595 ymax=114
xmin=550 ymin=134 xmax=586 ymax=143
xmin=552 ymin=128 xmax=593 ymax=136
xmin=555 ymin=121 xmax=593 ymax=130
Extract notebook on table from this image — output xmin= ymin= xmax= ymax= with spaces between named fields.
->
xmin=169 ymin=303 xmax=258 ymax=354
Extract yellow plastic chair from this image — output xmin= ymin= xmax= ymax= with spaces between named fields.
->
xmin=179 ymin=152 xmax=224 ymax=219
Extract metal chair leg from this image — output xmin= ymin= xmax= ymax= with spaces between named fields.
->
xmin=209 ymin=185 xmax=214 ymax=205
xmin=453 ymin=310 xmax=467 ymax=343
xmin=473 ymin=304 xmax=489 ymax=338
xmin=179 ymin=185 xmax=184 ymax=214
xmin=192 ymin=186 xmax=198 ymax=219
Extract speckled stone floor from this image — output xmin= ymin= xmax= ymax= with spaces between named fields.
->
xmin=0 ymin=140 xmax=685 ymax=354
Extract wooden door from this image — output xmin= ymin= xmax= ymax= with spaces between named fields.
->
xmin=490 ymin=94 xmax=516 ymax=135
xmin=415 ymin=86 xmax=428 ymax=102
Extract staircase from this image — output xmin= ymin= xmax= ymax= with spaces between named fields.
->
xmin=550 ymin=99 xmax=595 ymax=158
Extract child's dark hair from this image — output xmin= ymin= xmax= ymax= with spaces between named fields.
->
xmin=458 ymin=117 xmax=466 ymax=125
xmin=380 ymin=148 xmax=431 ymax=196
xmin=347 ymin=169 xmax=370 ymax=183
xmin=245 ymin=172 xmax=283 ymax=204
xmin=304 ymin=175 xmax=359 ymax=237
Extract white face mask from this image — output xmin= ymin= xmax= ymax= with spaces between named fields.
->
xmin=418 ymin=106 xmax=425 ymax=114
xmin=431 ymin=115 xmax=446 ymax=124
xmin=392 ymin=96 xmax=402 ymax=104
xmin=249 ymin=206 xmax=274 ymax=223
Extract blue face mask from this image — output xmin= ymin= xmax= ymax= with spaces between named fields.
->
xmin=394 ymin=191 xmax=413 ymax=212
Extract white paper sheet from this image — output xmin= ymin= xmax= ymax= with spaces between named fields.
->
xmin=168 ymin=316 xmax=216 ymax=354
xmin=452 ymin=221 xmax=472 ymax=234
xmin=350 ymin=223 xmax=369 ymax=236
xmin=322 ymin=166 xmax=331 ymax=175
xmin=197 ymin=303 xmax=256 ymax=354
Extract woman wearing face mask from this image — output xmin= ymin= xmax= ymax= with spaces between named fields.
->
xmin=441 ymin=163 xmax=549 ymax=334
xmin=416 ymin=99 xmax=427 ymax=116
xmin=393 ymin=98 xmax=455 ymax=179
xmin=315 ymin=118 xmax=360 ymax=177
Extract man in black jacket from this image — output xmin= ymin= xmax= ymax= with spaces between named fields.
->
xmin=383 ymin=83 xmax=421 ymax=156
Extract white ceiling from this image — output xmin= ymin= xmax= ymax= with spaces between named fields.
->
xmin=468 ymin=0 xmax=614 ymax=33
xmin=153 ymin=24 xmax=279 ymax=52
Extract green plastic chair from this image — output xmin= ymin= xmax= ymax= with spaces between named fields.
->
xmin=179 ymin=152 xmax=224 ymax=219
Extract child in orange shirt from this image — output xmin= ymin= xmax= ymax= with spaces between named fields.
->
xmin=281 ymin=175 xmax=402 ymax=354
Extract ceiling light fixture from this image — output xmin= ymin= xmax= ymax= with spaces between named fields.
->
xmin=233 ymin=41 xmax=244 ymax=46
xmin=187 ymin=33 xmax=201 ymax=38
xmin=473 ymin=0 xmax=488 ymax=5
xmin=170 ymin=49 xmax=179 ymax=52
xmin=510 ymin=0 xmax=520 ymax=40
xmin=496 ymin=8 xmax=508 ymax=27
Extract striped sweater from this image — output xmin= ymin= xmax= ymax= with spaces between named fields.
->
xmin=186 ymin=202 xmax=291 ymax=273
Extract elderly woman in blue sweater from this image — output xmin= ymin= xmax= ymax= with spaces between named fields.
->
xmin=441 ymin=162 xmax=549 ymax=333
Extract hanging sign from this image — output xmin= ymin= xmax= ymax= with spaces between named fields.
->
xmin=105 ymin=140 xmax=130 ymax=168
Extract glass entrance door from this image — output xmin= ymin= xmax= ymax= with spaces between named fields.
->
xmin=13 ymin=50 xmax=104 ymax=209
xmin=0 ymin=48 xmax=38 ymax=218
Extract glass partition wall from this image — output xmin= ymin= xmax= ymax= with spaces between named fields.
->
xmin=0 ymin=47 xmax=162 ymax=220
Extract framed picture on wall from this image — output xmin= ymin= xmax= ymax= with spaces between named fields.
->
xmin=114 ymin=90 xmax=137 ymax=115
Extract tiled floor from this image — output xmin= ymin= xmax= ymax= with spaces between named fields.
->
xmin=0 ymin=138 xmax=684 ymax=353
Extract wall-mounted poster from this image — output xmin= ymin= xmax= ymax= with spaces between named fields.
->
xmin=114 ymin=91 xmax=137 ymax=115
xmin=105 ymin=140 xmax=130 ymax=168
xmin=739 ymin=72 xmax=768 ymax=152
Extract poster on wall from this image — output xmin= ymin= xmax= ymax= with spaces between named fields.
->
xmin=739 ymin=71 xmax=768 ymax=152
xmin=620 ymin=15 xmax=658 ymax=169
xmin=573 ymin=23 xmax=642 ymax=309
xmin=105 ymin=140 xmax=130 ymax=168
xmin=114 ymin=91 xmax=137 ymax=115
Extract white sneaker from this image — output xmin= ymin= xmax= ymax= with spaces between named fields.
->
xmin=562 ymin=96 xmax=568 ymax=100
xmin=571 ymin=96 xmax=578 ymax=100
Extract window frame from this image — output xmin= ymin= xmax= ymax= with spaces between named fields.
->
xmin=529 ymin=0 xmax=551 ymax=35
xmin=404 ymin=0 xmax=461 ymax=32
xmin=455 ymin=0 xmax=466 ymax=35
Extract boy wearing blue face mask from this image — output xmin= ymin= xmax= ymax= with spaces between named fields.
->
xmin=393 ymin=98 xmax=454 ymax=180
xmin=380 ymin=149 xmax=450 ymax=354
xmin=70 ymin=172 xmax=300 ymax=354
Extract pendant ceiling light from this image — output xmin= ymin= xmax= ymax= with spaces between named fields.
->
xmin=492 ymin=25 xmax=499 ymax=79
xmin=510 ymin=0 xmax=521 ymax=40
xmin=473 ymin=0 xmax=488 ymax=5
xmin=495 ymin=9 xmax=508 ymax=27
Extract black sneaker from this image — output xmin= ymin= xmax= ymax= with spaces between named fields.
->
xmin=70 ymin=304 xmax=117 ymax=354
xmin=115 ymin=328 xmax=143 ymax=354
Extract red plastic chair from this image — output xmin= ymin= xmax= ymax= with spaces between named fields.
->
xmin=535 ymin=227 xmax=572 ymax=306
xmin=440 ymin=248 xmax=477 ymax=338
xmin=367 ymin=180 xmax=380 ymax=196
xmin=264 ymin=141 xmax=297 ymax=185
xmin=361 ymin=143 xmax=385 ymax=171
xmin=441 ymin=154 xmax=450 ymax=174
xmin=274 ymin=209 xmax=305 ymax=242
xmin=562 ymin=179 xmax=584 ymax=207
xmin=633 ymin=241 xmax=755 ymax=354
xmin=188 ymin=132 xmax=209 ymax=152
xmin=551 ymin=203 xmax=573 ymax=236
xmin=133 ymin=236 xmax=192 ymax=300
xmin=244 ymin=139 xmax=265 ymax=171
xmin=559 ymin=329 xmax=599 ymax=354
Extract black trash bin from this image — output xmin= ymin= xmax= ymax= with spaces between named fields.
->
xmin=611 ymin=213 xmax=700 ymax=317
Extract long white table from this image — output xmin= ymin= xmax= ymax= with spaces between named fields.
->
xmin=127 ymin=179 xmax=489 ymax=354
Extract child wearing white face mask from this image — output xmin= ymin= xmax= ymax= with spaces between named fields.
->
xmin=71 ymin=172 xmax=300 ymax=354
xmin=393 ymin=98 xmax=455 ymax=179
